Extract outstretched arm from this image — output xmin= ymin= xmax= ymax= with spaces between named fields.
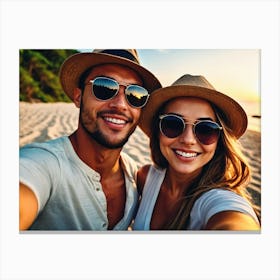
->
xmin=19 ymin=182 xmax=38 ymax=230
xmin=205 ymin=211 xmax=260 ymax=230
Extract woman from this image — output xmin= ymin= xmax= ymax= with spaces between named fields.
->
xmin=133 ymin=74 xmax=260 ymax=230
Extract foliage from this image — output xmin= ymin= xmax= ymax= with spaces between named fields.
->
xmin=20 ymin=49 xmax=79 ymax=103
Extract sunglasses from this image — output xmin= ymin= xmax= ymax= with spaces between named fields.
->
xmin=159 ymin=114 xmax=223 ymax=145
xmin=87 ymin=76 xmax=149 ymax=108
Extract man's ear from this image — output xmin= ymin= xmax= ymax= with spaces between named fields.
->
xmin=72 ymin=88 xmax=82 ymax=108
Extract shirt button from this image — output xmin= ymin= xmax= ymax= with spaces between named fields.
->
xmin=96 ymin=187 xmax=100 ymax=191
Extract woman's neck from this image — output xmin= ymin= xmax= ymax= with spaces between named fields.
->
xmin=164 ymin=167 xmax=201 ymax=197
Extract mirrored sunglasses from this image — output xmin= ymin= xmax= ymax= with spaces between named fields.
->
xmin=87 ymin=76 xmax=149 ymax=108
xmin=159 ymin=114 xmax=223 ymax=145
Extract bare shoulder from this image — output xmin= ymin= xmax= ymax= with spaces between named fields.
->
xmin=205 ymin=211 xmax=260 ymax=231
xmin=136 ymin=164 xmax=151 ymax=195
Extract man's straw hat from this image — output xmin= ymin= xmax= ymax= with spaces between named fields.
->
xmin=139 ymin=74 xmax=248 ymax=139
xmin=59 ymin=49 xmax=162 ymax=101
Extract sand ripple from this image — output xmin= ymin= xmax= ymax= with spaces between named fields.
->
xmin=20 ymin=102 xmax=79 ymax=147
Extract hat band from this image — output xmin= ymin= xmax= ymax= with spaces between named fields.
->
xmin=99 ymin=49 xmax=139 ymax=64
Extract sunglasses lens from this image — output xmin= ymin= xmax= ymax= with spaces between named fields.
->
xmin=160 ymin=115 xmax=184 ymax=138
xmin=195 ymin=122 xmax=221 ymax=145
xmin=92 ymin=77 xmax=118 ymax=100
xmin=126 ymin=85 xmax=149 ymax=108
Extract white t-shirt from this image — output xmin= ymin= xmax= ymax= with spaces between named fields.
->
xmin=133 ymin=165 xmax=259 ymax=230
xmin=20 ymin=136 xmax=139 ymax=230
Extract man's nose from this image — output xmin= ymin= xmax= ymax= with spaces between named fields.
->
xmin=108 ymin=86 xmax=128 ymax=110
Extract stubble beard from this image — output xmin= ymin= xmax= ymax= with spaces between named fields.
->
xmin=85 ymin=125 xmax=134 ymax=149
xmin=80 ymin=103 xmax=136 ymax=150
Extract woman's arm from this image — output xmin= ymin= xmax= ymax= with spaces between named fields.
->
xmin=136 ymin=164 xmax=151 ymax=196
xmin=205 ymin=210 xmax=260 ymax=230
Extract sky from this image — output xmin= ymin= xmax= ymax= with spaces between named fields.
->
xmin=79 ymin=49 xmax=260 ymax=103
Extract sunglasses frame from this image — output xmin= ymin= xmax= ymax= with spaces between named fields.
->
xmin=87 ymin=76 xmax=150 ymax=108
xmin=159 ymin=114 xmax=223 ymax=145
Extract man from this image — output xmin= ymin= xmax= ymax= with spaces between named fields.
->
xmin=19 ymin=49 xmax=161 ymax=230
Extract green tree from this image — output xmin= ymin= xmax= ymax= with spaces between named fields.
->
xmin=20 ymin=49 xmax=79 ymax=102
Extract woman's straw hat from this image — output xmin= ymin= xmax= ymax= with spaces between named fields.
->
xmin=139 ymin=74 xmax=248 ymax=139
xmin=59 ymin=49 xmax=162 ymax=101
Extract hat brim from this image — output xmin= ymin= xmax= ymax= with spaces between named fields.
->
xmin=59 ymin=52 xmax=162 ymax=101
xmin=139 ymin=85 xmax=248 ymax=139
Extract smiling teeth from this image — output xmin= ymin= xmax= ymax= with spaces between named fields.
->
xmin=104 ymin=117 xmax=126 ymax=125
xmin=175 ymin=150 xmax=197 ymax=158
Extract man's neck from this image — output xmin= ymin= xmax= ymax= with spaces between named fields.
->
xmin=69 ymin=130 xmax=122 ymax=178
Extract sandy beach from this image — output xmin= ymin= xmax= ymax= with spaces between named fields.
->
xmin=19 ymin=102 xmax=261 ymax=216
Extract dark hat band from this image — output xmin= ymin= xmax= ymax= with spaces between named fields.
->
xmin=99 ymin=49 xmax=139 ymax=64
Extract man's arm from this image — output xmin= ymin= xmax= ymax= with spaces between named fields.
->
xmin=205 ymin=211 xmax=260 ymax=230
xmin=19 ymin=182 xmax=38 ymax=230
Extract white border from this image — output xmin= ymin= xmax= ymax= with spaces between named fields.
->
xmin=1 ymin=1 xmax=279 ymax=279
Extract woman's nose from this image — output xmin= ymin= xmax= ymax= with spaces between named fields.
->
xmin=178 ymin=124 xmax=197 ymax=145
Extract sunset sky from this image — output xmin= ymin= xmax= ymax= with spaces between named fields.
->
xmin=79 ymin=49 xmax=260 ymax=102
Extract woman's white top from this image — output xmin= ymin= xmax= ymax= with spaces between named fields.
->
xmin=133 ymin=165 xmax=259 ymax=230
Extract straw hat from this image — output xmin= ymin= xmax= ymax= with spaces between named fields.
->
xmin=59 ymin=49 xmax=162 ymax=101
xmin=139 ymin=74 xmax=248 ymax=139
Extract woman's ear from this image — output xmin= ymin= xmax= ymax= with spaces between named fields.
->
xmin=72 ymin=88 xmax=82 ymax=108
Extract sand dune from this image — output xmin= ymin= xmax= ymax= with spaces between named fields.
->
xmin=19 ymin=102 xmax=261 ymax=215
